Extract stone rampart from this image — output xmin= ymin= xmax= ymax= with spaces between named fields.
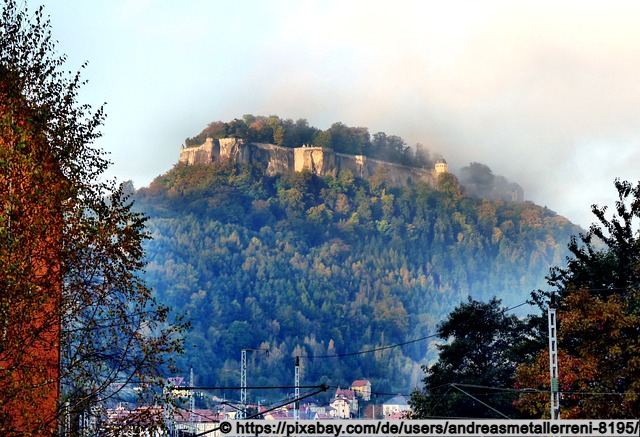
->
xmin=178 ymin=138 xmax=218 ymax=165
xmin=178 ymin=138 xmax=525 ymax=201
xmin=334 ymin=153 xmax=436 ymax=186
xmin=180 ymin=139 xmax=438 ymax=188
xmin=294 ymin=147 xmax=336 ymax=175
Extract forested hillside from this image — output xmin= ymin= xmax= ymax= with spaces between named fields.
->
xmin=132 ymin=160 xmax=580 ymax=400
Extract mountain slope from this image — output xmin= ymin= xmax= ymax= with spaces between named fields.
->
xmin=132 ymin=160 xmax=580 ymax=399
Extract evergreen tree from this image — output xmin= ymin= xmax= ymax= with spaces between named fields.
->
xmin=409 ymin=298 xmax=532 ymax=419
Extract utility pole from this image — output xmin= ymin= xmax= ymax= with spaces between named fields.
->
xmin=190 ymin=366 xmax=195 ymax=433
xmin=548 ymin=294 xmax=560 ymax=420
xmin=239 ymin=348 xmax=269 ymax=420
xmin=164 ymin=382 xmax=176 ymax=437
xmin=294 ymin=356 xmax=300 ymax=420
xmin=239 ymin=349 xmax=247 ymax=420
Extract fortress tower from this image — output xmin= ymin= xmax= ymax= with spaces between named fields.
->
xmin=435 ymin=158 xmax=448 ymax=174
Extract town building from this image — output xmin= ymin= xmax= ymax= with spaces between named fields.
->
xmin=330 ymin=387 xmax=358 ymax=419
xmin=382 ymin=394 xmax=411 ymax=418
xmin=350 ymin=379 xmax=372 ymax=401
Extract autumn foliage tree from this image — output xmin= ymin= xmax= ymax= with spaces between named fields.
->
xmin=1 ymin=1 xmax=186 ymax=435
xmin=0 ymin=62 xmax=67 ymax=435
xmin=516 ymin=179 xmax=640 ymax=418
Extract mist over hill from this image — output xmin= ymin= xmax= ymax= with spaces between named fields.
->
xmin=131 ymin=144 xmax=580 ymax=401
xmin=182 ymin=115 xmax=525 ymax=203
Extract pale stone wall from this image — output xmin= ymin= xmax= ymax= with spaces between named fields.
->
xmin=294 ymin=147 xmax=335 ymax=175
xmin=178 ymin=137 xmax=218 ymax=165
xmin=435 ymin=159 xmax=448 ymax=174
xmin=180 ymin=139 xmax=437 ymax=188
xmin=335 ymin=153 xmax=436 ymax=187
xmin=178 ymin=138 xmax=526 ymax=201
xmin=254 ymin=143 xmax=295 ymax=175
xmin=218 ymin=138 xmax=251 ymax=163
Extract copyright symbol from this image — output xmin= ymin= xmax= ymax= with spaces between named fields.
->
xmin=220 ymin=421 xmax=232 ymax=434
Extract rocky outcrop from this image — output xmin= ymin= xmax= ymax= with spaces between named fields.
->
xmin=178 ymin=138 xmax=218 ymax=165
xmin=294 ymin=147 xmax=336 ymax=175
xmin=253 ymin=143 xmax=295 ymax=175
xmin=335 ymin=153 xmax=436 ymax=186
xmin=179 ymin=138 xmax=438 ymax=188
xmin=178 ymin=138 xmax=525 ymax=201
xmin=218 ymin=138 xmax=251 ymax=163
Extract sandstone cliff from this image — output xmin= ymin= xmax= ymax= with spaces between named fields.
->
xmin=179 ymin=138 xmax=440 ymax=188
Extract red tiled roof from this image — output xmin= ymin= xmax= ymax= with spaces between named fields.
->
xmin=167 ymin=376 xmax=184 ymax=386
xmin=265 ymin=411 xmax=294 ymax=420
xmin=335 ymin=387 xmax=356 ymax=399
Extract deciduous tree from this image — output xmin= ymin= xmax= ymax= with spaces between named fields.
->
xmin=0 ymin=1 xmax=186 ymax=434
xmin=518 ymin=179 xmax=640 ymax=418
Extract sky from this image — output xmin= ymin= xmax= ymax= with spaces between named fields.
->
xmin=33 ymin=0 xmax=640 ymax=229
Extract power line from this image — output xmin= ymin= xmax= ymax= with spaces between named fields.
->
xmin=502 ymin=301 xmax=532 ymax=312
xmin=429 ymin=382 xmax=640 ymax=397
xmin=177 ymin=385 xmax=324 ymax=391
xmin=300 ymin=333 xmax=439 ymax=359
xmin=449 ymin=383 xmax=532 ymax=393
xmin=168 ymin=297 xmax=539 ymax=427
xmin=450 ymin=384 xmax=511 ymax=419
xmin=427 ymin=385 xmax=453 ymax=417
xmin=193 ymin=385 xmax=329 ymax=437
xmin=298 ymin=299 xmax=532 ymax=360
xmin=324 ymin=384 xmax=414 ymax=399
xmin=172 ymin=406 xmax=221 ymax=423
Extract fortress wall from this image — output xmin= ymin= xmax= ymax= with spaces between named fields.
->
xmin=219 ymin=138 xmax=252 ymax=163
xmin=334 ymin=153 xmax=366 ymax=179
xmin=294 ymin=147 xmax=335 ymax=175
xmin=179 ymin=137 xmax=218 ymax=165
xmin=335 ymin=153 xmax=435 ymax=187
xmin=181 ymin=139 xmax=436 ymax=189
xmin=179 ymin=138 xmax=525 ymax=201
xmin=254 ymin=143 xmax=295 ymax=175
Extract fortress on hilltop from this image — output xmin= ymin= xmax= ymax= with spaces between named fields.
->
xmin=178 ymin=137 xmax=524 ymax=202
xmin=179 ymin=137 xmax=446 ymax=187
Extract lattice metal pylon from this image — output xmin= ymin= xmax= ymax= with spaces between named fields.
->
xmin=239 ymin=349 xmax=247 ymax=420
xmin=239 ymin=347 xmax=269 ymax=420
xmin=294 ymin=356 xmax=300 ymax=420
xmin=190 ymin=366 xmax=195 ymax=432
xmin=548 ymin=301 xmax=560 ymax=420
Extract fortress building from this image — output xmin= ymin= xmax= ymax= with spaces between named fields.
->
xmin=179 ymin=138 xmax=524 ymax=201
xmin=179 ymin=138 xmax=444 ymax=188
xmin=434 ymin=158 xmax=448 ymax=174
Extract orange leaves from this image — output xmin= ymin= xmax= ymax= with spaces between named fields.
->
xmin=514 ymin=289 xmax=640 ymax=418
xmin=562 ymin=290 xmax=637 ymax=336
